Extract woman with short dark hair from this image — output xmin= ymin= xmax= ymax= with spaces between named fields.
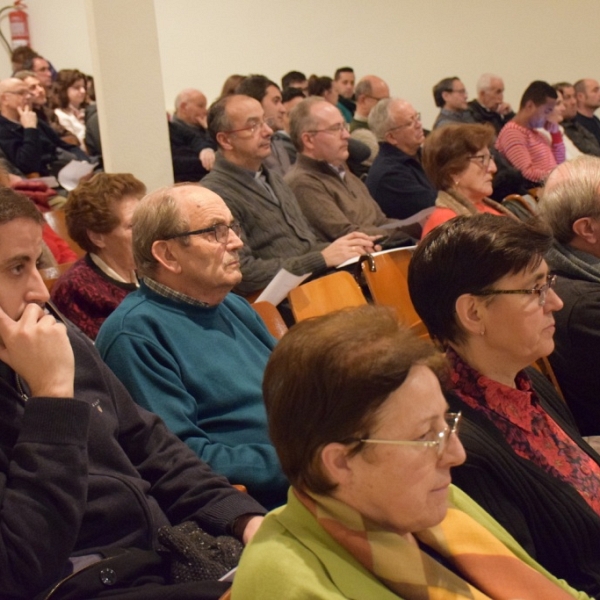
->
xmin=231 ymin=304 xmax=587 ymax=600
xmin=409 ymin=213 xmax=600 ymax=596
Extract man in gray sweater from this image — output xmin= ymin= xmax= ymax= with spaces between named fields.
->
xmin=202 ymin=94 xmax=378 ymax=295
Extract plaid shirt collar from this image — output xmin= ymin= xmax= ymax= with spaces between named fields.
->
xmin=143 ymin=277 xmax=211 ymax=308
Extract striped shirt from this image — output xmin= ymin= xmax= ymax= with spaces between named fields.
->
xmin=496 ymin=121 xmax=565 ymax=184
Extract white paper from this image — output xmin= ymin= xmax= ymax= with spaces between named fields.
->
xmin=336 ymin=245 xmax=417 ymax=269
xmin=219 ymin=566 xmax=237 ymax=582
xmin=255 ymin=268 xmax=311 ymax=305
xmin=57 ymin=160 xmax=95 ymax=191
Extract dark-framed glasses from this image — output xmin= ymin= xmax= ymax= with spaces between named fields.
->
xmin=356 ymin=412 xmax=461 ymax=458
xmin=307 ymin=122 xmax=350 ymax=136
xmin=387 ymin=113 xmax=422 ymax=133
xmin=469 ymin=153 xmax=495 ymax=169
xmin=164 ymin=222 xmax=242 ymax=244
xmin=474 ymin=273 xmax=557 ymax=307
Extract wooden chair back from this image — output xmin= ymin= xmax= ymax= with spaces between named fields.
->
xmin=218 ymin=589 xmax=232 ymax=600
xmin=40 ymin=261 xmax=75 ymax=292
xmin=44 ymin=209 xmax=86 ymax=258
xmin=288 ymin=271 xmax=367 ymax=322
xmin=360 ymin=250 xmax=429 ymax=339
xmin=532 ymin=356 xmax=565 ymax=403
xmin=251 ymin=301 xmax=288 ymax=340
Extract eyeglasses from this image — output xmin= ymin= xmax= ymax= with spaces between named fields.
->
xmin=223 ymin=118 xmax=274 ymax=136
xmin=354 ymin=412 xmax=461 ymax=458
xmin=307 ymin=122 xmax=350 ymax=135
xmin=164 ymin=222 xmax=242 ymax=244
xmin=469 ymin=153 xmax=495 ymax=169
xmin=365 ymin=95 xmax=390 ymax=102
xmin=4 ymin=89 xmax=31 ymax=97
xmin=474 ymin=273 xmax=557 ymax=307
xmin=450 ymin=88 xmax=467 ymax=95
xmin=387 ymin=113 xmax=422 ymax=133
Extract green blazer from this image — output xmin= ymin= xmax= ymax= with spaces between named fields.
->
xmin=231 ymin=486 xmax=591 ymax=600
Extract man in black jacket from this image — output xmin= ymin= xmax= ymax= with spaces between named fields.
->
xmin=540 ymin=155 xmax=600 ymax=436
xmin=0 ymin=77 xmax=89 ymax=176
xmin=0 ymin=188 xmax=265 ymax=599
xmin=169 ymin=88 xmax=216 ymax=182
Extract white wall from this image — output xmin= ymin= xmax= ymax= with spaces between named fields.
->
xmin=2 ymin=0 xmax=599 ymax=131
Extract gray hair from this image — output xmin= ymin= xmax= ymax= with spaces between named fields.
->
xmin=354 ymin=78 xmax=373 ymax=99
xmin=207 ymin=95 xmax=235 ymax=147
xmin=476 ymin=73 xmax=501 ymax=94
xmin=539 ymin=156 xmax=600 ymax=244
xmin=289 ymin=96 xmax=327 ymax=152
xmin=132 ymin=186 xmax=191 ymax=278
xmin=368 ymin=98 xmax=395 ymax=141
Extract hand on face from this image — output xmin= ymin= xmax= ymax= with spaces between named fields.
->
xmin=17 ymin=105 xmax=37 ymax=129
xmin=0 ymin=303 xmax=74 ymax=398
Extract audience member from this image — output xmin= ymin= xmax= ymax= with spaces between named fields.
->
xmin=432 ymin=77 xmax=475 ymax=129
xmin=350 ymin=74 xmax=390 ymax=132
xmin=538 ymin=156 xmax=600 ymax=435
xmin=421 ymin=124 xmax=510 ymax=238
xmin=96 ymin=184 xmax=288 ymax=509
xmin=409 ymin=213 xmax=600 ymax=597
xmin=22 ymin=54 xmax=53 ymax=90
xmin=536 ymin=89 xmax=581 ymax=160
xmin=0 ymin=188 xmax=265 ymax=599
xmin=219 ymin=74 xmax=245 ymax=99
xmin=51 ymin=173 xmax=145 ymax=340
xmin=366 ymin=98 xmax=437 ymax=219
xmin=0 ymin=77 xmax=89 ymax=176
xmin=281 ymin=70 xmax=308 ymax=94
xmin=307 ymin=75 xmax=338 ymax=107
xmin=236 ymin=75 xmax=290 ymax=177
xmin=10 ymin=45 xmax=37 ymax=74
xmin=281 ymin=86 xmax=306 ymax=159
xmin=495 ymin=80 xmax=564 ymax=185
xmin=555 ymin=82 xmax=600 ymax=157
xmin=574 ymin=79 xmax=600 ymax=147
xmin=50 ymin=69 xmax=89 ymax=149
xmin=202 ymin=94 xmax=377 ymax=294
xmin=349 ymin=75 xmax=390 ymax=175
xmin=468 ymin=73 xmax=514 ymax=133
xmin=285 ymin=97 xmax=408 ymax=242
xmin=232 ymin=305 xmax=588 ymax=600
xmin=333 ymin=66 xmax=356 ymax=122
xmin=169 ymin=88 xmax=215 ymax=181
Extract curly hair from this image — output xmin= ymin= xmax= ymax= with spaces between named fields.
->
xmin=65 ymin=173 xmax=146 ymax=253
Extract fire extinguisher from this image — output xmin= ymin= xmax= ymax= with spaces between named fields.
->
xmin=8 ymin=1 xmax=29 ymax=48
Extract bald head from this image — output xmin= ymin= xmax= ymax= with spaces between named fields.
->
xmin=174 ymin=88 xmax=208 ymax=128
xmin=355 ymin=75 xmax=390 ymax=119
xmin=0 ymin=77 xmax=31 ymax=120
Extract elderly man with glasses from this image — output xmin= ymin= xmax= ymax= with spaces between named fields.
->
xmin=0 ymin=77 xmax=89 ymax=176
xmin=285 ymin=96 xmax=412 ymax=244
xmin=366 ymin=98 xmax=437 ymax=220
xmin=96 ymin=183 xmax=288 ymax=510
xmin=201 ymin=94 xmax=378 ymax=294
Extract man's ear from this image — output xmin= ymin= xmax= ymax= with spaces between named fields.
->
xmin=301 ymin=131 xmax=314 ymax=153
xmin=320 ymin=442 xmax=354 ymax=488
xmin=151 ymin=240 xmax=182 ymax=274
xmin=216 ymin=131 xmax=234 ymax=151
xmin=455 ymin=293 xmax=486 ymax=336
xmin=572 ymin=216 xmax=600 ymax=245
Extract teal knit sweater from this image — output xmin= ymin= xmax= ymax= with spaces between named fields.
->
xmin=96 ymin=282 xmax=286 ymax=509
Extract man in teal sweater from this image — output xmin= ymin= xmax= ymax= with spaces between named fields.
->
xmin=97 ymin=184 xmax=287 ymax=509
